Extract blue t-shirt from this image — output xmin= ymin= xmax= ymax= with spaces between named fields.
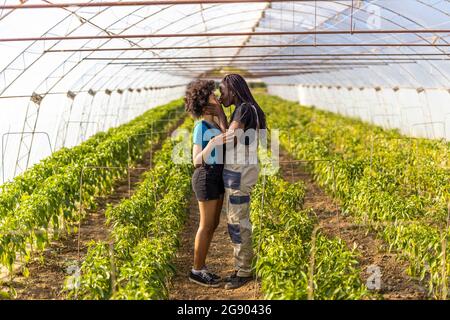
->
xmin=193 ymin=120 xmax=222 ymax=164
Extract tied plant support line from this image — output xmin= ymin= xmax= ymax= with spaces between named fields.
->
xmin=2 ymin=29 xmax=450 ymax=42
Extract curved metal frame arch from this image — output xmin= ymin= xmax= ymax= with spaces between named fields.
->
xmin=258 ymin=1 xmax=449 ymax=88
xmin=11 ymin=4 xmax=184 ymax=175
xmin=0 ymin=0 xmax=448 ymax=178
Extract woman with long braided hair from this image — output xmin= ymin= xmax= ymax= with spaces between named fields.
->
xmin=206 ymin=73 xmax=266 ymax=290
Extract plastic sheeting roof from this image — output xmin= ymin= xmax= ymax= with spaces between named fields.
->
xmin=0 ymin=0 xmax=449 ymax=180
xmin=0 ymin=0 xmax=449 ymax=96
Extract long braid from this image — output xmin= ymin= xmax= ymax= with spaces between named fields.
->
xmin=223 ymin=74 xmax=267 ymax=129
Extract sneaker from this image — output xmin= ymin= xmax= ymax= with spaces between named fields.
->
xmin=189 ymin=270 xmax=220 ymax=288
xmin=224 ymin=273 xmax=254 ymax=290
xmin=223 ymin=270 xmax=238 ymax=283
xmin=205 ymin=271 xmax=221 ymax=282
xmin=201 ymin=266 xmax=222 ymax=281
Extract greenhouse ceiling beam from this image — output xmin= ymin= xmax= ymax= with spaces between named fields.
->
xmin=195 ymin=74 xmax=310 ymax=78
xmin=46 ymin=43 xmax=450 ymax=53
xmin=108 ymin=61 xmax=400 ymax=71
xmin=57 ymin=3 xmax=241 ymax=99
xmin=1 ymin=2 xmax=232 ymax=99
xmin=115 ymin=60 xmax=392 ymax=64
xmin=3 ymin=29 xmax=450 ymax=42
xmin=187 ymin=72 xmax=328 ymax=76
xmin=85 ymin=57 xmax=448 ymax=62
xmin=181 ymin=70 xmax=355 ymax=77
xmin=81 ymin=53 xmax=449 ymax=59
xmin=165 ymin=65 xmax=364 ymax=70
xmin=7 ymin=3 xmax=195 ymax=178
xmin=134 ymin=63 xmax=380 ymax=72
xmin=140 ymin=70 xmax=356 ymax=74
xmin=135 ymin=67 xmax=378 ymax=72
xmin=0 ymin=0 xmax=312 ymax=9
xmin=0 ymin=0 xmax=29 ymax=22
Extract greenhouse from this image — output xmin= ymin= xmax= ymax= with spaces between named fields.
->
xmin=0 ymin=0 xmax=449 ymax=302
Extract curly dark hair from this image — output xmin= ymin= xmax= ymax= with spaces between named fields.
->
xmin=184 ymin=79 xmax=216 ymax=118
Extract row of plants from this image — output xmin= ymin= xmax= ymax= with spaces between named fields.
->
xmin=261 ymin=95 xmax=448 ymax=224
xmin=258 ymin=94 xmax=449 ymax=298
xmin=0 ymin=132 xmax=107 ymax=220
xmin=0 ymin=103 xmax=182 ymax=222
xmin=251 ymin=172 xmax=369 ymax=299
xmin=0 ymin=100 xmax=185 ymax=272
xmin=70 ymin=118 xmax=193 ymax=299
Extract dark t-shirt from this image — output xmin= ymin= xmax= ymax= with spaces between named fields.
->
xmin=231 ymin=102 xmax=266 ymax=130
xmin=230 ymin=102 xmax=266 ymax=145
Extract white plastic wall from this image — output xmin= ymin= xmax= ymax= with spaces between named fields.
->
xmin=0 ymin=86 xmax=185 ymax=183
xmin=267 ymin=84 xmax=450 ymax=141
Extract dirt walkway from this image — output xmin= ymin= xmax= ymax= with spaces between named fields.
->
xmin=5 ymin=118 xmax=184 ymax=300
xmin=9 ymin=169 xmax=146 ymax=299
xmin=168 ymin=148 xmax=427 ymax=300
xmin=169 ymin=194 xmax=261 ymax=300
xmin=279 ymin=148 xmax=427 ymax=300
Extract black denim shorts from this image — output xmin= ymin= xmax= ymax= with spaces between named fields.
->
xmin=192 ymin=164 xmax=225 ymax=201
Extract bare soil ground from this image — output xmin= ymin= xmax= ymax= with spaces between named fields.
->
xmin=279 ymin=148 xmax=427 ymax=300
xmin=2 ymin=119 xmax=184 ymax=300
xmin=169 ymin=147 xmax=426 ymax=300
xmin=169 ymin=194 xmax=261 ymax=300
xmin=8 ymin=125 xmax=426 ymax=300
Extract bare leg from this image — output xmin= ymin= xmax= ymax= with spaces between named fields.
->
xmin=213 ymin=194 xmax=224 ymax=232
xmin=193 ymin=199 xmax=220 ymax=270
xmin=203 ymin=195 xmax=224 ymax=267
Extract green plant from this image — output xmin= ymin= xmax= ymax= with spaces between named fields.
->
xmin=71 ymin=118 xmax=193 ymax=300
xmin=0 ymin=100 xmax=184 ymax=272
xmin=260 ymin=94 xmax=449 ymax=298
xmin=251 ymin=173 xmax=369 ymax=300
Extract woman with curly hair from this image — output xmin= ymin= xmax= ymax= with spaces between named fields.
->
xmin=184 ymin=79 xmax=233 ymax=287
xmin=205 ymin=74 xmax=266 ymax=290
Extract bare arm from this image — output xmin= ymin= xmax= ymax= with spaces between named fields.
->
xmin=192 ymin=132 xmax=234 ymax=168
xmin=193 ymin=141 xmax=216 ymax=168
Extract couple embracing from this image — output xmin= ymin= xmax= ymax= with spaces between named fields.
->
xmin=184 ymin=74 xmax=266 ymax=290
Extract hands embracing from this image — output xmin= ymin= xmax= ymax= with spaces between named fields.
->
xmin=211 ymin=131 xmax=235 ymax=146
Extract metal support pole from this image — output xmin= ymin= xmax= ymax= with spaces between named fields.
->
xmin=2 ymin=131 xmax=53 ymax=183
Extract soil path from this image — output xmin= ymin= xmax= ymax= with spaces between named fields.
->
xmin=169 ymin=196 xmax=261 ymax=300
xmin=6 ymin=118 xmax=185 ymax=300
xmin=279 ymin=148 xmax=427 ymax=300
